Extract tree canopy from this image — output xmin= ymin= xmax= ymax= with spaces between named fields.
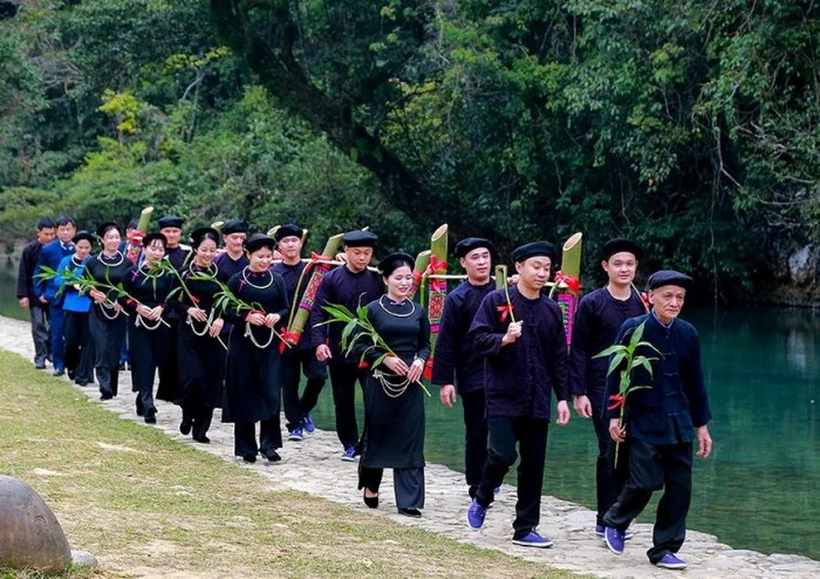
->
xmin=1 ymin=1 xmax=818 ymax=302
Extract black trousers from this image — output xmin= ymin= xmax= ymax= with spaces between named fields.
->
xmin=359 ymin=466 xmax=425 ymax=510
xmin=280 ymin=349 xmax=327 ymax=430
xmin=97 ymin=367 xmax=119 ymax=397
xmin=476 ymin=417 xmax=549 ymax=540
xmin=181 ymin=403 xmax=215 ymax=440
xmin=63 ymin=311 xmax=94 ymax=384
xmin=603 ymin=439 xmax=693 ymax=564
xmin=592 ymin=409 xmax=629 ymax=527
xmin=30 ymin=305 xmax=51 ymax=365
xmin=234 ymin=415 xmax=282 ymax=458
xmin=328 ymin=364 xmax=366 ymax=448
xmin=461 ymin=389 xmax=489 ymax=497
xmin=156 ymin=319 xmax=180 ymax=402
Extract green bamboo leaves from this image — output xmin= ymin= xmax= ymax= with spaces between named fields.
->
xmin=319 ymin=303 xmax=431 ymax=397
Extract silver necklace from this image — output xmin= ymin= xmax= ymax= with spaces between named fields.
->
xmin=189 ymin=261 xmax=218 ymax=278
xmin=97 ymin=251 xmax=124 ymax=268
xmin=241 ymin=267 xmax=273 ymax=290
xmin=378 ymin=295 xmax=415 ymax=318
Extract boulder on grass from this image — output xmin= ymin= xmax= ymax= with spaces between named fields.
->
xmin=0 ymin=475 xmax=71 ymax=573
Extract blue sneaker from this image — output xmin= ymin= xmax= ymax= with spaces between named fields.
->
xmin=302 ymin=414 xmax=315 ymax=434
xmin=604 ymin=527 xmax=625 ymax=555
xmin=655 ymin=553 xmax=687 ymax=569
xmin=288 ymin=426 xmax=303 ymax=441
xmin=596 ymin=525 xmax=633 ymax=540
xmin=466 ymin=498 xmax=486 ymax=529
xmin=512 ymin=530 xmax=553 ymax=548
xmin=340 ymin=446 xmax=357 ymax=462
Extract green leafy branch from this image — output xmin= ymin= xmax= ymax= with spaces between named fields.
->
xmin=594 ymin=321 xmax=662 ymax=465
xmin=318 ymin=303 xmax=431 ymax=397
xmin=188 ymin=272 xmax=291 ymax=350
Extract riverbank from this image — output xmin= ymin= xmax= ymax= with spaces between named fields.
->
xmin=1 ymin=315 xmax=818 ymax=578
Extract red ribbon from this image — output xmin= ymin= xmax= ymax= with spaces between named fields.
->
xmin=423 ymin=357 xmax=434 ymax=381
xmin=497 ymin=304 xmax=513 ymax=323
xmin=554 ymin=271 xmax=581 ymax=293
xmin=358 ymin=360 xmax=369 ymax=370
xmin=281 ymin=329 xmax=301 ymax=345
xmin=190 ymin=294 xmax=200 ymax=305
xmin=310 ymin=252 xmax=336 ymax=267
xmin=639 ymin=291 xmax=651 ymax=313
xmin=424 ymin=256 xmax=448 ymax=293
xmin=608 ymin=394 xmax=626 ymax=411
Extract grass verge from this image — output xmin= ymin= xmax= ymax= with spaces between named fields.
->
xmin=0 ymin=350 xmax=580 ymax=578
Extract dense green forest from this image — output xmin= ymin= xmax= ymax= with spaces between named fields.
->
xmin=1 ymin=1 xmax=818 ymax=302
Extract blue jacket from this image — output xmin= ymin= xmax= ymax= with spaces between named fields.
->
xmin=57 ymin=255 xmax=92 ymax=313
xmin=606 ymin=313 xmax=712 ymax=445
xmin=35 ymin=239 xmax=75 ymax=305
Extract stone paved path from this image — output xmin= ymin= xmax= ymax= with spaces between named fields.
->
xmin=1 ymin=315 xmax=817 ymax=578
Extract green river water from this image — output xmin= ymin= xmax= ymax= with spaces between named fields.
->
xmin=2 ymin=268 xmax=817 ymax=558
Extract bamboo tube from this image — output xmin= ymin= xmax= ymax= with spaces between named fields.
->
xmin=494 ymin=265 xmax=508 ymax=290
xmin=408 ymin=250 xmax=431 ymax=301
xmin=267 ymin=225 xmax=281 ymax=237
xmin=286 ymin=233 xmax=344 ymax=342
xmin=211 ymin=220 xmax=225 ymax=231
xmin=427 ymin=223 xmax=448 ymax=345
xmin=125 ymin=206 xmax=154 ymax=263
xmin=561 ymin=232 xmax=583 ymax=280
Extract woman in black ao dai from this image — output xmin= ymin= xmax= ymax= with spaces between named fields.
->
xmin=168 ymin=227 xmax=230 ymax=443
xmin=222 ymin=234 xmax=290 ymax=463
xmin=85 ymin=222 xmax=131 ymax=400
xmin=354 ymin=253 xmax=431 ymax=517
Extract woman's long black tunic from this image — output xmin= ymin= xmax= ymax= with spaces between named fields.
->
xmin=85 ymin=253 xmax=131 ymax=369
xmin=121 ymin=264 xmax=174 ymax=394
xmin=168 ymin=262 xmax=231 ymax=409
xmin=221 ymin=268 xmax=290 ymax=424
xmin=355 ymin=298 xmax=431 ymax=469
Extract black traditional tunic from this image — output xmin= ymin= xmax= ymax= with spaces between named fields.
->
xmin=169 ymin=262 xmax=231 ymax=410
xmin=85 ymin=253 xmax=131 ymax=370
xmin=468 ymin=287 xmax=570 ymax=419
xmin=222 ymin=268 xmax=290 ymax=424
xmin=165 ymin=245 xmax=190 ymax=270
xmin=309 ymin=266 xmax=384 ymax=364
xmin=121 ymin=263 xmax=174 ymax=399
xmin=569 ymin=287 xmax=646 ymax=408
xmin=430 ymin=280 xmax=494 ymax=393
xmin=355 ymin=297 xmax=431 ymax=469
xmin=214 ymin=251 xmax=249 ymax=280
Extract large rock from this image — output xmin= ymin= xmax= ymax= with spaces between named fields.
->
xmin=0 ymin=475 xmax=71 ymax=573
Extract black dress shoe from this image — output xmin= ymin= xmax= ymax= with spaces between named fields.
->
xmin=179 ymin=417 xmax=192 ymax=436
xmin=363 ymin=490 xmax=379 ymax=509
xmin=242 ymin=455 xmax=257 ymax=464
xmin=261 ymin=449 xmax=282 ymax=463
xmin=398 ymin=508 xmax=422 ymax=518
xmin=100 ymin=392 xmax=113 ymax=400
xmin=193 ymin=435 xmax=210 ymax=444
xmin=144 ymin=414 xmax=157 ymax=424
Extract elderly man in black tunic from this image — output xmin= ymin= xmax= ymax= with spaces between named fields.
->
xmin=602 ymin=270 xmax=712 ymax=570
xmin=272 ymin=224 xmax=328 ymax=441
xmin=431 ymin=237 xmax=496 ymax=499
xmin=466 ymin=241 xmax=570 ymax=548
xmin=156 ymin=215 xmax=190 ymax=403
xmin=310 ymin=230 xmax=384 ymax=461
xmin=570 ymin=238 xmax=647 ymax=538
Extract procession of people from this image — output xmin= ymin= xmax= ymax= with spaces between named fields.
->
xmin=17 ymin=213 xmax=712 ymax=570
